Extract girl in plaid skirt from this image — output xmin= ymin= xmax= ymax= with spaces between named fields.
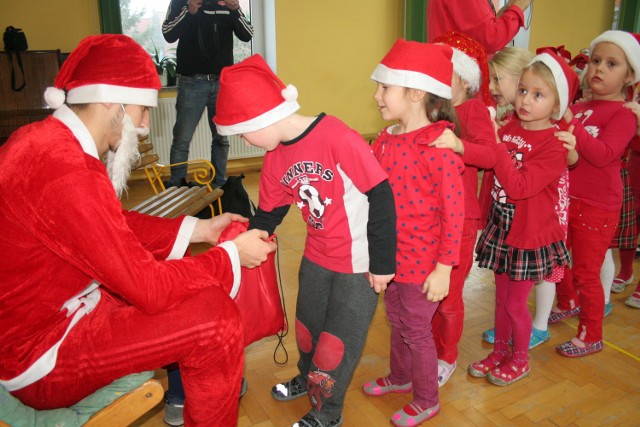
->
xmin=467 ymin=51 xmax=578 ymax=386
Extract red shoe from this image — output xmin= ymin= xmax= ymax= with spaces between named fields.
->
xmin=486 ymin=362 xmax=530 ymax=386
xmin=468 ymin=352 xmax=508 ymax=378
xmin=556 ymin=339 xmax=603 ymax=357
xmin=548 ymin=306 xmax=580 ymax=324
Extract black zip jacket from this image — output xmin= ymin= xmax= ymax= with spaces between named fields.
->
xmin=162 ymin=0 xmax=253 ymax=76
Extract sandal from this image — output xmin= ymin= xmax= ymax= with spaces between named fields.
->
xmin=611 ymin=276 xmax=634 ymax=293
xmin=555 ymin=339 xmax=603 ymax=358
xmin=362 ymin=376 xmax=412 ymax=396
xmin=626 ymin=292 xmax=640 ymax=308
xmin=468 ymin=352 xmax=507 ymax=378
xmin=390 ymin=402 xmax=440 ymax=427
xmin=486 ymin=362 xmax=530 ymax=386
xmin=272 ymin=375 xmax=308 ymax=401
xmin=548 ymin=306 xmax=580 ymax=324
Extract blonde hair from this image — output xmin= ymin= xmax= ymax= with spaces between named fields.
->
xmin=521 ymin=62 xmax=561 ymax=112
xmin=490 ymin=47 xmax=535 ymax=82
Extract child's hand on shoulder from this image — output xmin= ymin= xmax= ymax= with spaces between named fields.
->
xmin=624 ymin=102 xmax=640 ymax=136
xmin=367 ymin=272 xmax=395 ymax=294
xmin=422 ymin=263 xmax=451 ymax=302
xmin=429 ymin=129 xmax=464 ymax=154
xmin=555 ymin=125 xmax=578 ymax=166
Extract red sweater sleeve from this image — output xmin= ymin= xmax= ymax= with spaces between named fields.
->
xmin=459 ymin=100 xmax=498 ymax=169
xmin=35 ymin=171 xmax=234 ymax=315
xmin=427 ymin=0 xmax=524 ymax=54
xmin=431 ymin=148 xmax=465 ymax=266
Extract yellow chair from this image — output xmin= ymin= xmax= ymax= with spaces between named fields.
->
xmin=0 ymin=372 xmax=163 ymax=427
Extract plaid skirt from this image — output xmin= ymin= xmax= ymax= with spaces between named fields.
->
xmin=476 ymin=201 xmax=571 ymax=281
xmin=611 ymin=167 xmax=638 ymax=249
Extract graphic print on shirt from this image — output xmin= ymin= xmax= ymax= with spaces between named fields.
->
xmin=492 ymin=134 xmax=529 ymax=203
xmin=281 ymin=161 xmax=335 ymax=230
xmin=574 ymin=110 xmax=600 ymax=138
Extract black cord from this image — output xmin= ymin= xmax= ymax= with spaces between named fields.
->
xmin=272 ymin=235 xmax=290 ymax=366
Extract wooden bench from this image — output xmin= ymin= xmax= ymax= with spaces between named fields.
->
xmin=131 ymin=139 xmax=223 ymax=218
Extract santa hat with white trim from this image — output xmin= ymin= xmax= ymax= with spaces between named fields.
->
xmin=371 ymin=39 xmax=453 ymax=99
xmin=590 ymin=30 xmax=640 ymax=83
xmin=433 ymin=31 xmax=493 ymax=106
xmin=44 ymin=34 xmax=161 ymax=109
xmin=529 ymin=49 xmax=580 ymax=120
xmin=214 ymin=54 xmax=300 ymax=136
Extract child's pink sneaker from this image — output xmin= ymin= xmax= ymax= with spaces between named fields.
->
xmin=390 ymin=402 xmax=440 ymax=427
xmin=362 ymin=376 xmax=412 ymax=396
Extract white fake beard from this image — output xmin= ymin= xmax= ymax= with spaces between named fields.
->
xmin=106 ymin=114 xmax=146 ymax=198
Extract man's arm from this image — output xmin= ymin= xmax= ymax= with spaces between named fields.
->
xmin=225 ymin=0 xmax=254 ymax=42
xmin=162 ymin=0 xmax=196 ymax=43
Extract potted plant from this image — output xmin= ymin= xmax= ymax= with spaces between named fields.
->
xmin=150 ymin=45 xmax=177 ymax=87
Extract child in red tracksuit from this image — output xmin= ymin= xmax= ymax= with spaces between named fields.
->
xmin=551 ymin=31 xmax=640 ymax=357
xmin=428 ymin=32 xmax=497 ymax=388
xmin=468 ymin=51 xmax=578 ymax=385
xmin=362 ymin=40 xmax=465 ymax=427
xmin=624 ymin=100 xmax=640 ymax=309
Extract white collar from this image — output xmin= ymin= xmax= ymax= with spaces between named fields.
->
xmin=53 ymin=105 xmax=100 ymax=160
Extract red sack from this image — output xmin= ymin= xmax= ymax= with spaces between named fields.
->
xmin=219 ymin=221 xmax=285 ymax=346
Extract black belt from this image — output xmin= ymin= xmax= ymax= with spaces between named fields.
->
xmin=181 ymin=73 xmax=219 ymax=81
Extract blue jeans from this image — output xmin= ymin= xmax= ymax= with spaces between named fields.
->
xmin=169 ymin=75 xmax=229 ymax=187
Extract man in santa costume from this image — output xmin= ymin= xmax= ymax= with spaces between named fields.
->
xmin=427 ymin=0 xmax=533 ymax=55
xmin=0 ymin=34 xmax=276 ymax=426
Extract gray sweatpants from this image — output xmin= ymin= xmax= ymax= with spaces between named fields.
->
xmin=295 ymin=256 xmax=379 ymax=421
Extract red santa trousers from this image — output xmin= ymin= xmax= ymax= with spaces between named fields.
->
xmin=432 ymin=218 xmax=478 ymax=364
xmin=556 ymin=198 xmax=619 ymax=343
xmin=12 ymin=286 xmax=244 ymax=427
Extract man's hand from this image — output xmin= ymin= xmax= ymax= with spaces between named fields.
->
xmin=232 ymin=229 xmax=277 ymax=268
xmin=191 ymin=213 xmax=248 ymax=244
xmin=224 ymin=0 xmax=240 ymax=10
xmin=499 ymin=0 xmax=532 ymax=16
xmin=624 ymin=102 xmax=640 ymax=136
xmin=367 ymin=273 xmax=395 ymax=294
xmin=187 ymin=0 xmax=202 ymax=14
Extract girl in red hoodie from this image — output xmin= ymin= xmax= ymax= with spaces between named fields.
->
xmin=468 ymin=51 xmax=578 ymax=385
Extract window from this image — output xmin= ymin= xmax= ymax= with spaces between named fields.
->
xmin=99 ymin=0 xmax=276 ymax=68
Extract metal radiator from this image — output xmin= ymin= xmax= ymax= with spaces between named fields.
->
xmin=149 ymin=97 xmax=265 ymax=163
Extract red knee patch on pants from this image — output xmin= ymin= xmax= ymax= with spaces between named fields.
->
xmin=296 ymin=318 xmax=312 ymax=353
xmin=312 ymin=332 xmax=344 ymax=371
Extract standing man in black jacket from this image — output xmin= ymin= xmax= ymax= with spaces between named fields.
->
xmin=163 ymin=0 xmax=253 ymax=189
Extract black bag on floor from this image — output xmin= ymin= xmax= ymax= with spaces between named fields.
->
xmin=197 ymin=174 xmax=256 ymax=219
xmin=3 ymin=26 xmax=28 ymax=91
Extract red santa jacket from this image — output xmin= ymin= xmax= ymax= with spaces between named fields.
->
xmin=0 ymin=114 xmax=235 ymax=380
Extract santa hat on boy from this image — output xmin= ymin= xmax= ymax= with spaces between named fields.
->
xmin=433 ymin=31 xmax=492 ymax=106
xmin=590 ymin=30 xmax=640 ymax=83
xmin=371 ymin=39 xmax=453 ymax=99
xmin=44 ymin=34 xmax=161 ymax=109
xmin=214 ymin=54 xmax=300 ymax=136
xmin=529 ymin=49 xmax=580 ymax=120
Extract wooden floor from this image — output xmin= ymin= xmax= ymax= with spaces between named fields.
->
xmin=121 ymin=166 xmax=640 ymax=427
